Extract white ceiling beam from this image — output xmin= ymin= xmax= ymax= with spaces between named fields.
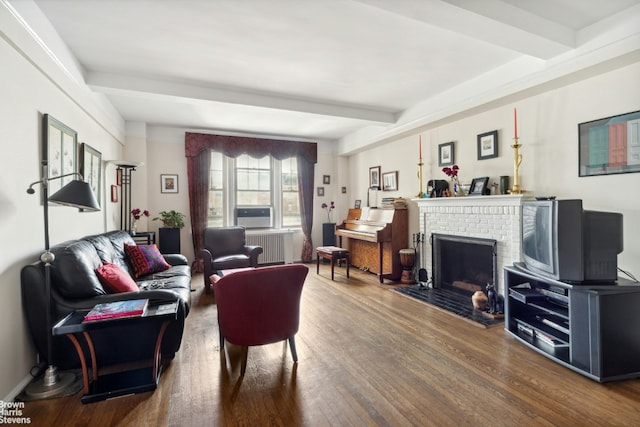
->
xmin=355 ymin=0 xmax=575 ymax=59
xmin=86 ymin=72 xmax=397 ymax=124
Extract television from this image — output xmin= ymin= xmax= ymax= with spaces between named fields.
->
xmin=521 ymin=199 xmax=623 ymax=283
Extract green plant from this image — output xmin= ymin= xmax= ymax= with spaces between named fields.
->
xmin=153 ymin=210 xmax=186 ymax=228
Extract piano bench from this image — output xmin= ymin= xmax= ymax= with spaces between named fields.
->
xmin=316 ymin=246 xmax=350 ymax=281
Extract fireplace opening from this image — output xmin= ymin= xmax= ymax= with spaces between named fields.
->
xmin=431 ymin=234 xmax=497 ymax=296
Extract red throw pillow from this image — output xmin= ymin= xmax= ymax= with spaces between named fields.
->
xmin=125 ymin=244 xmax=171 ymax=278
xmin=96 ymin=262 xmax=139 ymax=293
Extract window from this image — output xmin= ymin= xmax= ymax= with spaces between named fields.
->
xmin=207 ymin=152 xmax=300 ymax=228
xmin=281 ymin=157 xmax=300 ymax=227
xmin=208 ymin=152 xmax=224 ymax=227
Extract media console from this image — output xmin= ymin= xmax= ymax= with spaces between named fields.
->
xmin=504 ymin=264 xmax=640 ymax=382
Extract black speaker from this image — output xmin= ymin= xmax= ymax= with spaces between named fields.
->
xmin=418 ymin=268 xmax=428 ymax=282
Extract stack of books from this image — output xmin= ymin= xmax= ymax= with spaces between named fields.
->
xmin=83 ymin=299 xmax=149 ymax=322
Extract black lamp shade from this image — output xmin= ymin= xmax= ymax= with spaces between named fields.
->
xmin=48 ymin=180 xmax=100 ymax=211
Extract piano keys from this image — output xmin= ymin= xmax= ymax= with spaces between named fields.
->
xmin=335 ymin=206 xmax=408 ymax=283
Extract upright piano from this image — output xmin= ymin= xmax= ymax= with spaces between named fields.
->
xmin=335 ymin=206 xmax=408 ymax=283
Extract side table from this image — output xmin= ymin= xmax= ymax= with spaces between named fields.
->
xmin=52 ymin=302 xmax=178 ymax=403
xmin=130 ymin=231 xmax=156 ymax=245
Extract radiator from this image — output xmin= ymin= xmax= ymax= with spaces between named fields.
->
xmin=246 ymin=230 xmax=294 ymax=264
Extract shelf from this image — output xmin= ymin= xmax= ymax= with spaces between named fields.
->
xmin=505 ymin=265 xmax=640 ymax=382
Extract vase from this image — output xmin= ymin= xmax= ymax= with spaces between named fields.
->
xmin=131 ymin=222 xmax=137 ymax=235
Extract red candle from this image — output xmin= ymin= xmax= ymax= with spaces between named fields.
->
xmin=419 ymin=135 xmax=422 ymax=158
xmin=514 ymin=108 xmax=518 ymax=139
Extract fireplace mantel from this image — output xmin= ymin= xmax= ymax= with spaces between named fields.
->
xmin=413 ymin=194 xmax=529 ymax=295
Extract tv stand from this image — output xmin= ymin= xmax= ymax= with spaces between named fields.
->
xmin=504 ymin=265 xmax=640 ymax=382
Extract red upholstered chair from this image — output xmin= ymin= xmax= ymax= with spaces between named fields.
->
xmin=213 ymin=264 xmax=309 ymax=376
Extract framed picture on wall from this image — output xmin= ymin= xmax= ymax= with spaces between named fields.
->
xmin=161 ymin=174 xmax=178 ymax=193
xmin=382 ymin=171 xmax=398 ymax=191
xmin=369 ymin=166 xmax=381 ymax=189
xmin=438 ymin=142 xmax=454 ymax=166
xmin=579 ymin=110 xmax=640 ymax=176
xmin=477 ymin=130 xmax=498 ymax=160
xmin=80 ymin=143 xmax=102 ymax=210
xmin=323 ymin=175 xmax=330 ymax=184
xmin=43 ymin=114 xmax=77 ymax=196
xmin=317 ymin=187 xmax=324 ymax=197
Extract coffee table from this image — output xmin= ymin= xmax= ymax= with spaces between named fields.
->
xmin=52 ymin=302 xmax=178 ymax=403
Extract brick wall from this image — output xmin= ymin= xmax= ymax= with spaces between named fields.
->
xmin=415 ymin=195 xmax=527 ymax=295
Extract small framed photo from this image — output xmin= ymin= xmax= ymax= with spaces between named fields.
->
xmin=469 ymin=177 xmax=489 ymax=196
xmin=161 ymin=174 xmax=179 ymax=193
xmin=369 ymin=166 xmax=381 ymax=189
xmin=438 ymin=142 xmax=454 ymax=166
xmin=354 ymin=199 xmax=361 ymax=209
xmin=110 ymin=185 xmax=118 ymax=203
xmin=317 ymin=186 xmax=324 ymax=197
xmin=477 ymin=130 xmax=498 ymax=160
xmin=341 ymin=186 xmax=347 ymax=194
xmin=382 ymin=171 xmax=398 ymax=191
xmin=323 ymin=175 xmax=331 ymax=184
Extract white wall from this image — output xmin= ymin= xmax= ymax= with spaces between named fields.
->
xmin=346 ymin=61 xmax=640 ymax=276
xmin=0 ymin=35 xmax=124 ymax=398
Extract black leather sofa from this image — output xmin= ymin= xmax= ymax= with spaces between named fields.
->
xmin=21 ymin=230 xmax=191 ymax=370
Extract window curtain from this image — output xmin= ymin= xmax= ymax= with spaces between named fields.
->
xmin=297 ymin=155 xmax=315 ymax=262
xmin=186 ymin=150 xmax=210 ymax=273
xmin=185 ymin=132 xmax=317 ymax=266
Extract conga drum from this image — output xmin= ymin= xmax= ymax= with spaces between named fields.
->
xmin=399 ymin=248 xmax=416 ymax=284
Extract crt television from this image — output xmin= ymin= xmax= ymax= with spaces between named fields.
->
xmin=521 ymin=199 xmax=623 ymax=283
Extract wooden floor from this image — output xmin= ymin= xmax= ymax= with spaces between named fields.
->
xmin=21 ymin=264 xmax=640 ymax=426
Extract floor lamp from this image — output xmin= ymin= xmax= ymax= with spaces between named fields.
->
xmin=25 ymin=160 xmax=100 ymax=398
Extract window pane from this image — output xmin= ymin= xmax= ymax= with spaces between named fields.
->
xmin=236 ymin=154 xmax=271 ymax=206
xmin=281 ymin=157 xmax=300 ymax=227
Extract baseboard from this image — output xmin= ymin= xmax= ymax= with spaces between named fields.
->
xmin=2 ymin=374 xmax=33 ymax=403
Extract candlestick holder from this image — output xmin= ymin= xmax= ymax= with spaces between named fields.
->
xmin=510 ymin=138 xmax=524 ymax=194
xmin=417 ymin=159 xmax=426 ymax=198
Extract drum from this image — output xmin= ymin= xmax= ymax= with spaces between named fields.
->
xmin=399 ymin=248 xmax=416 ymax=284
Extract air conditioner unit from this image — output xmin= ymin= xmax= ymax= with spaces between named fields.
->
xmin=236 ymin=206 xmax=271 ymax=228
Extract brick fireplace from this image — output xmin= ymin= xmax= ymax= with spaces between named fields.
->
xmin=414 ymin=195 xmax=526 ymax=295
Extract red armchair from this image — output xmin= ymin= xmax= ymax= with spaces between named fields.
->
xmin=213 ymin=264 xmax=309 ymax=376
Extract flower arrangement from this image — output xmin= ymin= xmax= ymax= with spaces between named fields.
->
xmin=130 ymin=208 xmax=149 ymax=234
xmin=321 ymin=201 xmax=335 ymax=223
xmin=131 ymin=208 xmax=150 ymax=223
xmin=442 ymin=164 xmax=459 ymax=179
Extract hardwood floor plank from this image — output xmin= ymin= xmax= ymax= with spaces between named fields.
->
xmin=18 ymin=264 xmax=640 ymax=426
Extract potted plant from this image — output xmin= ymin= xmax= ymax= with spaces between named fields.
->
xmin=153 ymin=210 xmax=186 ymax=228
xmin=153 ymin=210 xmax=186 ymax=253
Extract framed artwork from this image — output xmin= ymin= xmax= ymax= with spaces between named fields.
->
xmin=80 ymin=143 xmax=101 ymax=209
xmin=579 ymin=110 xmax=640 ymax=177
xmin=477 ymin=130 xmax=498 ymax=160
xmin=469 ymin=176 xmax=489 ymax=195
xmin=116 ymin=168 xmax=122 ymax=186
xmin=161 ymin=174 xmax=178 ymax=193
xmin=43 ymin=114 xmax=77 ymax=195
xmin=110 ymin=185 xmax=118 ymax=203
xmin=382 ymin=171 xmax=398 ymax=191
xmin=317 ymin=186 xmax=324 ymax=197
xmin=354 ymin=199 xmax=361 ymax=208
xmin=369 ymin=166 xmax=381 ymax=189
xmin=341 ymin=186 xmax=347 ymax=194
xmin=323 ymin=175 xmax=331 ymax=184
xmin=438 ymin=142 xmax=454 ymax=166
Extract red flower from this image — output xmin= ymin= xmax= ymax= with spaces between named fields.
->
xmin=131 ymin=208 xmax=150 ymax=221
xmin=442 ymin=164 xmax=459 ymax=178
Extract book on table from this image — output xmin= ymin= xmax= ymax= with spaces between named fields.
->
xmin=84 ymin=299 xmax=149 ymax=322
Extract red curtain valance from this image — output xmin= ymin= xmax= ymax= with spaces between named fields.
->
xmin=185 ymin=132 xmax=317 ymax=164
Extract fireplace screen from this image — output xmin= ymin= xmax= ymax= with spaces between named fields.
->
xmin=431 ymin=234 xmax=497 ymax=294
